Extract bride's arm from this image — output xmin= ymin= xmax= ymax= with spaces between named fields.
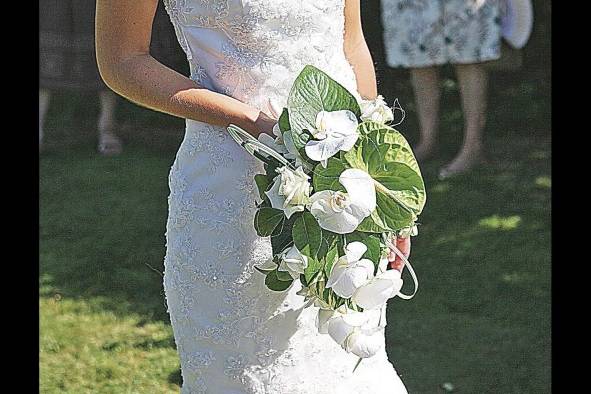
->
xmin=344 ymin=0 xmax=378 ymax=100
xmin=95 ymin=0 xmax=275 ymax=136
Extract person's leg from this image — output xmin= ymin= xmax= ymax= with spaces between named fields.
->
xmin=97 ymin=90 xmax=123 ymax=155
xmin=39 ymin=89 xmax=52 ymax=150
xmin=410 ymin=66 xmax=441 ymax=161
xmin=439 ymin=63 xmax=487 ymax=178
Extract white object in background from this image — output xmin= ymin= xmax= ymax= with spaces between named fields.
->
xmin=502 ymin=0 xmax=534 ymax=49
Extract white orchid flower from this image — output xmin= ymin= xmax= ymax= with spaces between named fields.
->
xmin=265 ymin=166 xmax=312 ymax=219
xmin=278 ymin=245 xmax=308 ymax=280
xmin=304 ymin=110 xmax=359 ymax=167
xmin=360 ymin=95 xmax=394 ymax=124
xmin=308 ymin=169 xmax=376 ymax=234
xmin=352 ymin=268 xmax=403 ymax=310
xmin=325 ymin=242 xmax=375 ymax=298
xmin=322 ymin=305 xmax=385 ymax=358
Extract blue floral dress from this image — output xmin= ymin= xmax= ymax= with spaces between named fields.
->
xmin=381 ymin=0 xmax=503 ymax=68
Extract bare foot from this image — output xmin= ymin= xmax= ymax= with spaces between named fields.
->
xmin=438 ymin=146 xmax=485 ymax=180
xmin=98 ymin=130 xmax=123 ymax=156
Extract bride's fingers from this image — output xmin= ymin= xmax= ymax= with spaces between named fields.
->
xmin=254 ymin=111 xmax=278 ymax=136
xmin=388 ymin=235 xmax=411 ymax=271
xmin=397 ymin=236 xmax=411 ymax=258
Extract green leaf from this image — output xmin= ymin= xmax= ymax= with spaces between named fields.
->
xmin=343 ymin=122 xmax=426 ymax=232
xmin=303 ymin=255 xmax=323 ymax=284
xmin=287 ymin=65 xmax=361 ymax=149
xmin=271 ymin=213 xmax=297 ymax=256
xmin=276 ymin=269 xmax=294 ymax=282
xmin=254 ymin=208 xmax=285 ymax=237
xmin=265 ymin=270 xmax=293 ymax=291
xmin=254 ymin=174 xmax=270 ymax=200
xmin=323 ymin=246 xmax=339 ymax=278
xmin=292 ymin=212 xmax=323 ymax=259
xmin=278 ymin=108 xmax=291 ymax=132
xmin=312 ymin=157 xmax=347 ymax=193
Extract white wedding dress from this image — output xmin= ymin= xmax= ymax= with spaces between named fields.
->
xmin=162 ymin=1 xmax=409 ymax=393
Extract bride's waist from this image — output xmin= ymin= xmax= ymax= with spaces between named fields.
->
xmin=189 ymin=54 xmax=358 ymax=111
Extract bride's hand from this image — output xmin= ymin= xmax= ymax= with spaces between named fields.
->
xmin=252 ymin=111 xmax=277 ymax=137
xmin=387 ymin=235 xmax=411 ymax=271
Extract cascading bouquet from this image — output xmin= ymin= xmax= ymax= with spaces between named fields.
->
xmin=227 ymin=65 xmax=426 ymax=369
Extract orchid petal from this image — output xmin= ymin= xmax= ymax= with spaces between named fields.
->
xmin=308 ymin=191 xmax=360 ymax=234
xmin=329 ymin=260 xmax=374 ymax=298
xmin=346 ymin=330 xmax=384 ymax=358
xmin=305 ymin=110 xmax=359 ymax=162
xmin=316 ymin=110 xmax=358 ymax=134
xmin=341 ymin=310 xmax=371 ymax=327
xmin=345 ymin=241 xmax=367 ymax=263
xmin=265 ymin=177 xmax=285 ymax=211
xmin=339 ymin=169 xmax=376 ymax=216
xmin=325 ymin=257 xmax=348 ymax=288
xmin=327 ymin=316 xmax=356 ymax=346
xmin=352 ymin=269 xmax=403 ymax=310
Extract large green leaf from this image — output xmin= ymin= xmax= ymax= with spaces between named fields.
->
xmin=254 ymin=208 xmax=284 ymax=237
xmin=343 ymin=122 xmax=426 ymax=232
xmin=292 ymin=212 xmax=323 ymax=259
xmin=312 ymin=157 xmax=347 ymax=193
xmin=254 ymin=174 xmax=270 ymax=200
xmin=270 ymin=213 xmax=297 ymax=255
xmin=287 ymin=65 xmax=361 ymax=149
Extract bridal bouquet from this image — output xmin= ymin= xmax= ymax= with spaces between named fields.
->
xmin=227 ymin=65 xmax=425 ymax=364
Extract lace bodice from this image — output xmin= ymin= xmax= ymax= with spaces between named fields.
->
xmin=164 ymin=0 xmax=358 ymax=111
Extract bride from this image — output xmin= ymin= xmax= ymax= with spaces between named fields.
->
xmin=96 ymin=1 xmax=411 ymax=392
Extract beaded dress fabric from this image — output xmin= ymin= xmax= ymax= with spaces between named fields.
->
xmin=162 ymin=1 xmax=408 ymax=392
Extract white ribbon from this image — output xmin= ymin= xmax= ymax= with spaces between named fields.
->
xmin=384 ymin=238 xmax=418 ymax=300
xmin=227 ymin=124 xmax=293 ymax=168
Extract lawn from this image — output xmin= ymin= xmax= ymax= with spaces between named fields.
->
xmin=39 ymin=63 xmax=550 ymax=393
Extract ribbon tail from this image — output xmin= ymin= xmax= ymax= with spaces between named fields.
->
xmin=384 ymin=238 xmax=419 ymax=300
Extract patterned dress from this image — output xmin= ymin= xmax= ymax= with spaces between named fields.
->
xmin=380 ymin=0 xmax=503 ymax=68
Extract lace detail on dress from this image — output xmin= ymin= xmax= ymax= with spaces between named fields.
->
xmin=163 ymin=0 xmax=356 ymax=109
xmin=162 ymin=1 xmax=407 ymax=392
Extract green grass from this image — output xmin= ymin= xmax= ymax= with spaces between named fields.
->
xmin=40 ymin=68 xmax=550 ymax=393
